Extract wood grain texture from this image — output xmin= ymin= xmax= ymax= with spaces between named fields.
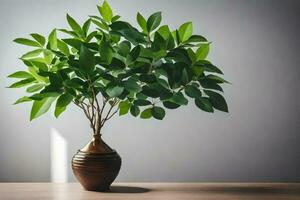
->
xmin=0 ymin=183 xmax=299 ymax=200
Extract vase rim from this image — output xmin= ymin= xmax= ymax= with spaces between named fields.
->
xmin=77 ymin=149 xmax=117 ymax=155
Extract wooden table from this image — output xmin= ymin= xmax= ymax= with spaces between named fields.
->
xmin=0 ymin=183 xmax=299 ymax=200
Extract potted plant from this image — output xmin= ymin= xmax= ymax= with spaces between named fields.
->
xmin=8 ymin=1 xmax=229 ymax=191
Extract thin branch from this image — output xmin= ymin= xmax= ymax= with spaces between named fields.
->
xmin=101 ymin=99 xmax=119 ymax=127
xmin=106 ymin=109 xmax=118 ymax=121
xmin=73 ymin=93 xmax=120 ymax=135
xmin=89 ymin=98 xmax=95 ymax=124
xmin=94 ymin=93 xmax=101 ymax=112
xmin=73 ymin=100 xmax=83 ymax=109
xmin=102 ymin=100 xmax=115 ymax=122
xmin=91 ymin=88 xmax=102 ymax=135
xmin=82 ymin=101 xmax=96 ymax=109
xmin=80 ymin=102 xmax=96 ymax=133
xmin=100 ymin=97 xmax=107 ymax=117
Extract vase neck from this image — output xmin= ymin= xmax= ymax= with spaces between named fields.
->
xmin=80 ymin=134 xmax=114 ymax=154
xmin=93 ymin=133 xmax=101 ymax=140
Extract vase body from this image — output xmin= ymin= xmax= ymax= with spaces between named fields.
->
xmin=72 ymin=135 xmax=121 ymax=191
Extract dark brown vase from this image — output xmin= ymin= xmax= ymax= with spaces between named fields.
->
xmin=72 ymin=134 xmax=121 ymax=191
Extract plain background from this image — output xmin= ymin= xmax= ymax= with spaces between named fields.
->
xmin=0 ymin=0 xmax=299 ymax=182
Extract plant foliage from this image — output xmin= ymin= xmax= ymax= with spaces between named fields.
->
xmin=8 ymin=0 xmax=229 ymax=134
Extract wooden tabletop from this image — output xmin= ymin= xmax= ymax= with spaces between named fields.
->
xmin=1 ymin=183 xmax=299 ymax=200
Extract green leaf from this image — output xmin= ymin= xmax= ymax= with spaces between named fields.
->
xmin=119 ymin=100 xmax=131 ymax=116
xmin=91 ymin=19 xmax=109 ymax=30
xmin=127 ymin=45 xmax=141 ymax=63
xmin=30 ymin=97 xmax=56 ymax=121
xmin=106 ymin=86 xmax=124 ymax=97
xmin=181 ymin=68 xmax=189 ymax=85
xmin=66 ymin=14 xmax=83 ymax=36
xmin=57 ymin=28 xmax=78 ymax=37
xmin=57 ymin=40 xmax=70 ymax=56
xmin=112 ymin=15 xmax=121 ymax=22
xmin=196 ymin=43 xmax=210 ymax=60
xmin=13 ymin=38 xmax=41 ymax=47
xmin=111 ymin=34 xmax=121 ymax=44
xmin=79 ymin=45 xmax=95 ymax=75
xmin=30 ymin=60 xmax=48 ymax=71
xmin=163 ymin=62 xmax=185 ymax=88
xmin=48 ymin=29 xmax=57 ymax=50
xmin=124 ymin=79 xmax=141 ymax=93
xmin=147 ymin=12 xmax=162 ymax=32
xmin=30 ymin=92 xmax=60 ymax=100
xmin=13 ymin=96 xmax=32 ymax=105
xmin=151 ymin=106 xmax=165 ymax=120
xmin=186 ymin=35 xmax=207 ymax=43
xmin=195 ymin=97 xmax=214 ymax=112
xmin=54 ymin=93 xmax=73 ymax=118
xmin=194 ymin=60 xmax=223 ymax=74
xmin=121 ymin=28 xmax=146 ymax=44
xmin=86 ymin=31 xmax=98 ymax=42
xmin=64 ymin=78 xmax=85 ymax=88
xmin=157 ymin=25 xmax=170 ymax=40
xmin=30 ymin=33 xmax=46 ymax=46
xmin=118 ymin=41 xmax=131 ymax=57
xmin=130 ymin=105 xmax=140 ymax=117
xmin=157 ymin=78 xmax=169 ymax=88
xmin=171 ymin=30 xmax=180 ymax=45
xmin=204 ymin=90 xmax=228 ymax=112
xmin=110 ymin=57 xmax=126 ymax=70
xmin=98 ymin=0 xmax=113 ymax=22
xmin=42 ymin=49 xmax=53 ymax=64
xmin=28 ymin=66 xmax=48 ymax=83
xmin=82 ymin=19 xmax=91 ymax=36
xmin=110 ymin=20 xmax=131 ymax=30
xmin=99 ymin=37 xmax=113 ymax=63
xmin=163 ymin=101 xmax=180 ymax=109
xmin=137 ymin=12 xmax=147 ymax=33
xmin=110 ymin=21 xmax=147 ymax=44
xmin=140 ymin=108 xmax=152 ymax=119
xmin=199 ymin=79 xmax=223 ymax=92
xmin=136 ymin=92 xmax=148 ymax=100
xmin=187 ymin=48 xmax=196 ymax=64
xmin=8 ymin=78 xmax=35 ymax=88
xmin=141 ymin=86 xmax=160 ymax=98
xmin=170 ymin=92 xmax=188 ymax=105
xmin=166 ymin=49 xmax=191 ymax=65
xmin=62 ymin=38 xmax=82 ymax=50
xmin=7 ymin=71 xmax=33 ymax=79
xmin=26 ymin=84 xmax=44 ymax=93
xmin=134 ymin=99 xmax=151 ymax=106
xmin=153 ymin=33 xmax=165 ymax=51
xmin=166 ymin=33 xmax=175 ymax=49
xmin=140 ymin=74 xmax=158 ymax=84
xmin=206 ymin=74 xmax=229 ymax=84
xmin=48 ymin=73 xmax=63 ymax=87
xmin=21 ymin=49 xmax=43 ymax=59
xmin=178 ymin=22 xmax=193 ymax=42
xmin=184 ymin=84 xmax=202 ymax=98
xmin=54 ymin=106 xmax=66 ymax=118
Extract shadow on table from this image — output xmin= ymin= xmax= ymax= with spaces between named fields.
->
xmin=199 ymin=186 xmax=300 ymax=195
xmin=105 ymin=186 xmax=150 ymax=193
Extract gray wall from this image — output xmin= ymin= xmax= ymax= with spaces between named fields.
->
xmin=0 ymin=0 xmax=299 ymax=182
